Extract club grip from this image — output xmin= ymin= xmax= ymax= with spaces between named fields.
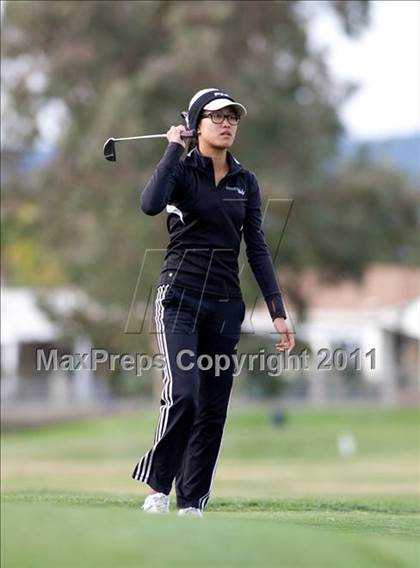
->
xmin=180 ymin=129 xmax=196 ymax=139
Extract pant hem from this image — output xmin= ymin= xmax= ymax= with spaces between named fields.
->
xmin=143 ymin=475 xmax=171 ymax=496
xmin=131 ymin=470 xmax=170 ymax=495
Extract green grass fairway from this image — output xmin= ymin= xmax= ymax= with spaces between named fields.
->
xmin=2 ymin=406 xmax=419 ymax=567
xmin=2 ymin=497 xmax=419 ymax=568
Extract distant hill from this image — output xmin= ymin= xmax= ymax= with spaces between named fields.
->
xmin=338 ymin=132 xmax=420 ymax=182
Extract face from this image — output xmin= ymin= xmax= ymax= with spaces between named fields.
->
xmin=197 ymin=105 xmax=240 ymax=149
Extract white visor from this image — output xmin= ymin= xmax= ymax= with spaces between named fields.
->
xmin=202 ymin=98 xmax=247 ymax=116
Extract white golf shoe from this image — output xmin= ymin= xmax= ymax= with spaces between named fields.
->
xmin=142 ymin=492 xmax=170 ymax=514
xmin=177 ymin=507 xmax=203 ymax=518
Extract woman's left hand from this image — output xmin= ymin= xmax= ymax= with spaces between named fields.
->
xmin=273 ymin=317 xmax=295 ymax=353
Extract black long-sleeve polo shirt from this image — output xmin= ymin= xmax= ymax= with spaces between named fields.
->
xmin=140 ymin=142 xmax=287 ymax=321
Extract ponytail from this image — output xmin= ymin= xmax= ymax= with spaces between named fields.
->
xmin=181 ymin=109 xmax=200 ymax=154
xmin=185 ymin=135 xmax=198 ymax=154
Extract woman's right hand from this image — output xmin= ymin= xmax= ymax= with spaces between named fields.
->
xmin=166 ymin=125 xmax=187 ymax=148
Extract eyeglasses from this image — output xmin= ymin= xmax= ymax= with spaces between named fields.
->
xmin=201 ymin=111 xmax=240 ymax=126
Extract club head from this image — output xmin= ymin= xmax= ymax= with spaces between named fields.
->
xmin=103 ymin=138 xmax=116 ymax=161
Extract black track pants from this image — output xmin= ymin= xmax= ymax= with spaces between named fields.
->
xmin=131 ymin=283 xmax=245 ymax=511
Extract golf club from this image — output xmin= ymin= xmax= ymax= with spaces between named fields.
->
xmin=103 ymin=128 xmax=196 ymax=161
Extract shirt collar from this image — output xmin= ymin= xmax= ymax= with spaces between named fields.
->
xmin=185 ymin=145 xmax=243 ymax=176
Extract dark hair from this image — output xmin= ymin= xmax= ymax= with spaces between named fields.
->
xmin=184 ymin=109 xmax=203 ymax=153
xmin=185 ymin=136 xmax=198 ymax=153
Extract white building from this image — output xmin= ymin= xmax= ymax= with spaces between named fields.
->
xmin=1 ymin=287 xmax=107 ymax=425
xmin=245 ymin=263 xmax=420 ymax=406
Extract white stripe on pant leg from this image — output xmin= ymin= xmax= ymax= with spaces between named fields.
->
xmin=134 ymin=285 xmax=173 ymax=482
xmin=159 ymin=286 xmax=174 ymax=436
xmin=155 ymin=284 xmax=173 ymax=442
xmin=198 ymin=383 xmax=234 ymax=511
xmin=143 ymin=284 xmax=173 ymax=482
xmin=140 ymin=285 xmax=168 ymax=478
xmin=138 ymin=285 xmax=170 ymax=481
xmin=133 ymin=286 xmax=165 ymax=481
xmin=136 ymin=286 xmax=168 ymax=481
xmin=141 ymin=284 xmax=175 ymax=483
xmin=135 ymin=286 xmax=165 ymax=480
xmin=154 ymin=285 xmax=170 ymax=443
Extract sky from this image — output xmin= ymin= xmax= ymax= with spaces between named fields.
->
xmin=1 ymin=0 xmax=419 ymax=144
xmin=308 ymin=0 xmax=420 ymax=140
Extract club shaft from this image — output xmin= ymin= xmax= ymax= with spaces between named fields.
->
xmin=114 ymin=134 xmax=167 ymax=141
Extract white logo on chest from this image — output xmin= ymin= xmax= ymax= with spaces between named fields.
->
xmin=225 ymin=186 xmax=245 ymax=196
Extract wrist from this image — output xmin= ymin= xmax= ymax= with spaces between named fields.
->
xmin=266 ymin=294 xmax=287 ymax=321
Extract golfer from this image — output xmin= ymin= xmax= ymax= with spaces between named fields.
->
xmin=132 ymin=88 xmax=294 ymax=517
